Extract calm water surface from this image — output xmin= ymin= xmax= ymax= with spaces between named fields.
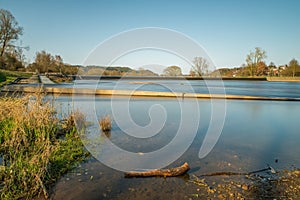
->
xmin=50 ymin=80 xmax=300 ymax=199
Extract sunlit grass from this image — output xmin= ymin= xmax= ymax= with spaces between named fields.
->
xmin=0 ymin=94 xmax=89 ymax=199
xmin=0 ymin=69 xmax=33 ymax=87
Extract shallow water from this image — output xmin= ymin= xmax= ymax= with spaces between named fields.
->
xmin=50 ymin=88 xmax=300 ymax=199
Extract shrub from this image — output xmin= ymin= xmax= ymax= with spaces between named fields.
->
xmin=0 ymin=71 xmax=6 ymax=82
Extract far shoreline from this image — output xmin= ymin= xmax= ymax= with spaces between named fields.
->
xmin=266 ymin=77 xmax=300 ymax=82
xmin=68 ymin=75 xmax=300 ymax=82
xmin=68 ymin=75 xmax=267 ymax=81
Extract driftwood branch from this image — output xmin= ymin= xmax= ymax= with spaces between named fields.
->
xmin=124 ymin=162 xmax=190 ymax=178
xmin=200 ymin=166 xmax=274 ymax=177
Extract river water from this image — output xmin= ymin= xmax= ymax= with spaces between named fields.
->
xmin=38 ymin=79 xmax=300 ymax=98
xmin=49 ymin=80 xmax=300 ymax=199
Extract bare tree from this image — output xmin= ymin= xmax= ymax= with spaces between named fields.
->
xmin=54 ymin=55 xmax=64 ymax=73
xmin=246 ymin=47 xmax=267 ymax=76
xmin=163 ymin=66 xmax=182 ymax=76
xmin=191 ymin=57 xmax=209 ymax=77
xmin=289 ymin=58 xmax=299 ymax=77
xmin=0 ymin=9 xmax=23 ymax=58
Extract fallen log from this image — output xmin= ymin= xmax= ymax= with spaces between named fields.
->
xmin=124 ymin=162 xmax=190 ymax=178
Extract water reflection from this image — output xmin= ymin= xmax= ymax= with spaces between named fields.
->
xmin=50 ymin=94 xmax=300 ymax=199
xmin=52 ymin=95 xmax=300 ymax=171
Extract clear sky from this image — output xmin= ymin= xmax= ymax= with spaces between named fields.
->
xmin=1 ymin=0 xmax=300 ymax=74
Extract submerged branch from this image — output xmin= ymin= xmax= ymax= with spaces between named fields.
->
xmin=200 ymin=166 xmax=274 ymax=177
xmin=125 ymin=162 xmax=190 ymax=178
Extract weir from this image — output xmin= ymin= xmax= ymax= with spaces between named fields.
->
xmin=2 ymin=85 xmax=300 ymax=101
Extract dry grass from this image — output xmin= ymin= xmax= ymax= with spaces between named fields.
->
xmin=61 ymin=110 xmax=85 ymax=134
xmin=0 ymin=94 xmax=89 ymax=199
xmin=99 ymin=115 xmax=112 ymax=132
xmin=0 ymin=95 xmax=56 ymax=199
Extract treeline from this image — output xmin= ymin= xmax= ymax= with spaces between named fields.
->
xmin=26 ymin=50 xmax=158 ymax=76
xmin=26 ymin=50 xmax=80 ymax=75
xmin=211 ymin=58 xmax=300 ymax=78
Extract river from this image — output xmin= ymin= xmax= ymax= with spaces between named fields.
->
xmin=48 ymin=80 xmax=300 ymax=199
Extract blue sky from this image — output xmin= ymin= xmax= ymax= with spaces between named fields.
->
xmin=1 ymin=0 xmax=300 ymax=74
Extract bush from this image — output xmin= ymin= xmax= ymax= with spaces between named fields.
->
xmin=0 ymin=71 xmax=6 ymax=82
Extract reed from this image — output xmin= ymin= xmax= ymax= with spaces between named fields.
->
xmin=0 ymin=94 xmax=89 ymax=199
xmin=99 ymin=115 xmax=112 ymax=132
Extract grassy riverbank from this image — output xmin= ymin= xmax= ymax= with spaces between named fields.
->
xmin=0 ymin=94 xmax=89 ymax=199
xmin=0 ymin=70 xmax=33 ymax=87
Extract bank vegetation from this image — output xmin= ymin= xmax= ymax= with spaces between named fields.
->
xmin=0 ymin=94 xmax=89 ymax=199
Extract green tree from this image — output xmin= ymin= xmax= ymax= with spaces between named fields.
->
xmin=191 ymin=57 xmax=209 ymax=77
xmin=163 ymin=65 xmax=182 ymax=76
xmin=246 ymin=47 xmax=267 ymax=76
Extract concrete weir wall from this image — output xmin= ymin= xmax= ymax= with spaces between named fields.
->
xmin=2 ymin=85 xmax=300 ymax=101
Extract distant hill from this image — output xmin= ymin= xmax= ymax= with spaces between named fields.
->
xmin=80 ymin=66 xmax=158 ymax=76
